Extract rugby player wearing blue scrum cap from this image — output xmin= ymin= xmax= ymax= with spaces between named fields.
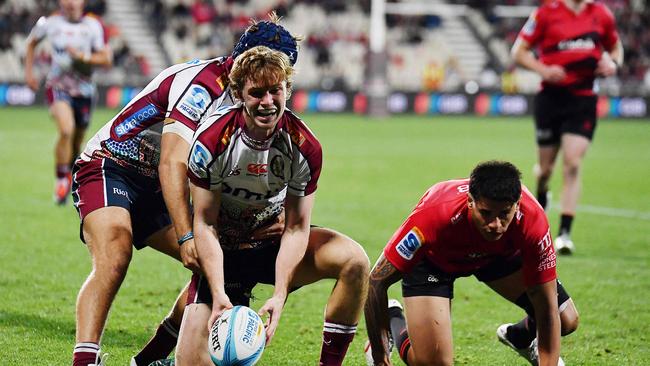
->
xmin=67 ymin=12 xmax=300 ymax=366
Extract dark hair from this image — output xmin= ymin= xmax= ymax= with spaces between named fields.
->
xmin=469 ymin=160 xmax=522 ymax=203
xmin=232 ymin=12 xmax=300 ymax=66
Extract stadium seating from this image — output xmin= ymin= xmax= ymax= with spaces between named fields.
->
xmin=1 ymin=0 xmax=648 ymax=95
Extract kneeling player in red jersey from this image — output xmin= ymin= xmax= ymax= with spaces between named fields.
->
xmin=176 ymin=46 xmax=369 ymax=366
xmin=365 ymin=161 xmax=579 ymax=366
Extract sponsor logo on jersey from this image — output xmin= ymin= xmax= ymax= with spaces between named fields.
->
xmin=178 ymin=84 xmax=211 ymax=121
xmin=115 ymin=103 xmax=159 ymax=137
xmin=112 ymin=187 xmax=131 ymax=201
xmin=558 ymin=38 xmax=596 ymax=51
xmin=222 ymin=182 xmax=284 ymax=201
xmin=537 ymin=229 xmax=553 ymax=254
xmin=247 ymin=163 xmax=268 ymax=176
xmin=396 ymin=227 xmax=424 ymax=260
xmin=189 ymin=141 xmax=212 ymax=178
xmin=270 ymin=155 xmax=285 ymax=179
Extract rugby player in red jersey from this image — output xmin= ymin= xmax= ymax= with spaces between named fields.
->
xmin=24 ymin=0 xmax=112 ymax=205
xmin=511 ymin=0 xmax=623 ymax=255
xmin=364 ymin=161 xmax=579 ymax=366
xmin=176 ymin=46 xmax=369 ymax=366
xmin=69 ymin=14 xmax=300 ymax=366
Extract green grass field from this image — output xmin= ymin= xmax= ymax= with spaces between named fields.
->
xmin=1 ymin=107 xmax=649 ymax=365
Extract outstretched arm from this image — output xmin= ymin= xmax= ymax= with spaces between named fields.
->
xmin=365 ymin=254 xmax=403 ymax=366
xmin=190 ymin=182 xmax=233 ymax=329
xmin=160 ymin=128 xmax=199 ymax=271
xmin=527 ymin=280 xmax=561 ymax=366
xmin=259 ymin=193 xmax=314 ymax=344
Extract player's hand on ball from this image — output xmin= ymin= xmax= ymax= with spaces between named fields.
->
xmin=208 ymin=294 xmax=233 ymax=331
xmin=541 ymin=64 xmax=566 ymax=83
xmin=179 ymin=238 xmax=200 ymax=272
xmin=251 ymin=212 xmax=285 ymax=240
xmin=258 ymin=294 xmax=286 ymax=345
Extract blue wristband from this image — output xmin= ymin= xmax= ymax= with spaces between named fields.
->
xmin=178 ymin=231 xmax=194 ymax=246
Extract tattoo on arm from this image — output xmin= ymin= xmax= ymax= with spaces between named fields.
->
xmin=371 ymin=256 xmax=400 ymax=282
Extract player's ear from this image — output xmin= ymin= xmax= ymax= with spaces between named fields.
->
xmin=467 ymin=194 xmax=474 ymax=208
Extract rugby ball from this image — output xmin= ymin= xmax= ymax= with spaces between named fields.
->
xmin=208 ymin=305 xmax=266 ymax=366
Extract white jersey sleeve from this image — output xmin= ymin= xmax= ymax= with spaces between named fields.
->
xmin=28 ymin=16 xmax=48 ymax=42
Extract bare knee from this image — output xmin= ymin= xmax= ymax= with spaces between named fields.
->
xmin=95 ymin=251 xmax=131 ymax=283
xmin=339 ymin=245 xmax=370 ymax=285
xmin=89 ymin=233 xmax=133 ymax=282
xmin=59 ymin=127 xmax=74 ymax=141
xmin=563 ymin=161 xmax=581 ymax=179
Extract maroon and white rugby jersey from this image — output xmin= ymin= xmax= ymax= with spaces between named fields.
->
xmin=28 ymin=12 xmax=107 ymax=97
xmin=518 ymin=0 xmax=619 ymax=95
xmin=383 ymin=179 xmax=557 ymax=287
xmin=80 ymin=57 xmax=234 ymax=178
xmin=188 ymin=106 xmax=322 ymax=250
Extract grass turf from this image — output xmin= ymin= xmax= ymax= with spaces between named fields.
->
xmin=0 ymin=107 xmax=648 ymax=365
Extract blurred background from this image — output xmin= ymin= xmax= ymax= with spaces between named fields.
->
xmin=1 ymin=0 xmax=648 ymax=117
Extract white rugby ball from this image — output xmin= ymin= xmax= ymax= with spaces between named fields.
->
xmin=208 ymin=305 xmax=266 ymax=366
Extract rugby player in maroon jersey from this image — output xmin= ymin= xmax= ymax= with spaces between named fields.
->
xmin=511 ymin=0 xmax=623 ymax=255
xmin=68 ymin=13 xmax=301 ymax=366
xmin=24 ymin=0 xmax=112 ymax=205
xmin=365 ymin=161 xmax=578 ymax=366
xmin=176 ymin=46 xmax=369 ymax=366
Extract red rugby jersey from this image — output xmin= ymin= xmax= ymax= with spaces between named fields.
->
xmin=518 ymin=1 xmax=619 ymax=95
xmin=383 ymin=179 xmax=557 ymax=287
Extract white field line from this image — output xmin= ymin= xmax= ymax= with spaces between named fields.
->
xmin=550 ymin=202 xmax=650 ymax=221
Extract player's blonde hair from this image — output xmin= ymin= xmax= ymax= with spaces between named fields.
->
xmin=229 ymin=46 xmax=294 ymax=99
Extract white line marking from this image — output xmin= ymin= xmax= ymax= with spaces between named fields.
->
xmin=550 ymin=203 xmax=650 ymax=220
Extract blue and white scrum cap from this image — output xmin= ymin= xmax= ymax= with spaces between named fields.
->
xmin=232 ymin=21 xmax=298 ymax=65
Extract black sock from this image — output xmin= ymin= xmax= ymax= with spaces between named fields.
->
xmin=507 ymin=316 xmax=537 ymax=349
xmin=559 ymin=214 xmax=574 ymax=236
xmin=536 ymin=189 xmax=548 ymax=210
xmin=388 ymin=306 xmax=410 ymax=362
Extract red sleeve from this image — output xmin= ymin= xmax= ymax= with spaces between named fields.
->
xmin=599 ymin=4 xmax=619 ymax=51
xmin=519 ymin=206 xmax=557 ymax=287
xmin=383 ymin=206 xmax=436 ymax=274
xmin=519 ymin=8 xmax=544 ymax=46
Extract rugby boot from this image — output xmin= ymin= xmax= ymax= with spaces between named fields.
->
xmin=54 ymin=172 xmax=72 ymax=205
xmin=554 ymin=233 xmax=575 ymax=255
xmin=497 ymin=323 xmax=565 ymax=366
